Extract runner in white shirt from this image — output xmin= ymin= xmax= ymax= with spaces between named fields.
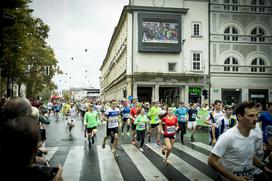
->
xmin=208 ymin=102 xmax=272 ymax=181
xmin=204 ymin=100 xmax=224 ymax=145
xmin=102 ymin=100 xmax=120 ymax=156
xmin=211 ymin=105 xmax=233 ymax=144
xmin=67 ymin=104 xmax=76 ymax=134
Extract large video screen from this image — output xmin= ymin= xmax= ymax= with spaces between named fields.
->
xmin=138 ymin=13 xmax=181 ymax=53
xmin=142 ymin=21 xmax=179 ymax=44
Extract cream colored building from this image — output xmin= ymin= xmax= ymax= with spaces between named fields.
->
xmin=209 ymin=0 xmax=272 ymax=108
xmin=100 ymin=0 xmax=209 ymax=105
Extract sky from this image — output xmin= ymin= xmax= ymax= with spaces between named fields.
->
xmin=30 ymin=0 xmax=129 ymax=91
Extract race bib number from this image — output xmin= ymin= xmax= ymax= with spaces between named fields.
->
xmin=124 ymin=113 xmax=129 ymax=118
xmin=265 ymin=125 xmax=272 ymax=134
xmin=166 ymin=126 xmax=176 ymax=134
xmin=233 ymin=168 xmax=254 ymax=180
xmin=108 ymin=116 xmax=118 ymax=128
xmin=138 ymin=123 xmax=145 ymax=129
xmin=192 ymin=113 xmax=196 ymax=119
xmin=180 ymin=115 xmax=186 ymax=122
xmin=155 ymin=117 xmax=159 ymax=123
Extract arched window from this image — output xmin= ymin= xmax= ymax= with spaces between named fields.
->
xmin=224 ymin=0 xmax=239 ymax=11
xmin=224 ymin=26 xmax=239 ymax=41
xmin=251 ymin=0 xmax=265 ymax=12
xmin=251 ymin=58 xmax=266 ymax=72
xmin=224 ymin=57 xmax=239 ymax=72
xmin=251 ymin=27 xmax=265 ymax=42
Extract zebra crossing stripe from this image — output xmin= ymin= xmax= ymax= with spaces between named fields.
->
xmin=174 ymin=143 xmax=209 ymax=165
xmin=121 ymin=144 xmax=168 ymax=181
xmin=63 ymin=146 xmax=84 ymax=181
xmin=146 ymin=143 xmax=213 ymax=181
xmin=191 ymin=142 xmax=213 ymax=152
xmin=97 ymin=145 xmax=124 ymax=181
xmin=44 ymin=147 xmax=58 ymax=161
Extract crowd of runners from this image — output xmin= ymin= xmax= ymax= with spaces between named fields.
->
xmin=42 ymin=97 xmax=272 ymax=178
xmin=1 ymin=95 xmax=272 ymax=180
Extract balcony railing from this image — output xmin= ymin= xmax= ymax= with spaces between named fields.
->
xmin=210 ymin=64 xmax=272 ymax=74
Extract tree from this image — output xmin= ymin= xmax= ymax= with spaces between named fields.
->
xmin=1 ymin=0 xmax=60 ymax=98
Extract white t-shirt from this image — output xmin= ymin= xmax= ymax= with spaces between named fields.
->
xmin=212 ymin=126 xmax=257 ymax=180
xmin=250 ymin=122 xmax=264 ymax=175
xmin=47 ymin=102 xmax=53 ymax=110
xmin=69 ymin=107 xmax=77 ymax=118
xmin=215 ymin=116 xmax=229 ymax=133
xmin=207 ymin=110 xmax=224 ymax=124
xmin=105 ymin=108 xmax=120 ymax=128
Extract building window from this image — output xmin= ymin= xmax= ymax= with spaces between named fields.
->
xmin=224 ymin=57 xmax=239 ymax=72
xmin=192 ymin=22 xmax=201 ymax=36
xmin=224 ymin=0 xmax=239 ymax=11
xmin=251 ymin=58 xmax=266 ymax=72
xmin=224 ymin=26 xmax=239 ymax=41
xmin=251 ymin=0 xmax=265 ymax=12
xmin=168 ymin=63 xmax=176 ymax=72
xmin=251 ymin=27 xmax=265 ymax=42
xmin=192 ymin=53 xmax=201 ymax=71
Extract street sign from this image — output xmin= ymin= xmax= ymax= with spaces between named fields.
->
xmin=128 ymin=96 xmax=133 ymax=101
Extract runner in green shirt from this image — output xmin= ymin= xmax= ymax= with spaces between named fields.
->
xmin=134 ymin=108 xmax=148 ymax=151
xmin=84 ymin=105 xmax=99 ymax=144
xmin=147 ymin=100 xmax=162 ymax=146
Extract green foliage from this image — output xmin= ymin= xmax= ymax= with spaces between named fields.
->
xmin=1 ymin=0 xmax=60 ymax=98
xmin=62 ymin=90 xmax=71 ymax=102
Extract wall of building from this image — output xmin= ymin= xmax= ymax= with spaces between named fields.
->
xmin=209 ymin=0 xmax=272 ymax=105
xmin=100 ymin=15 xmax=129 ymax=100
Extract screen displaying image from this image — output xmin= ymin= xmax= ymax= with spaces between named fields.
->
xmin=142 ymin=21 xmax=178 ymax=44
xmin=138 ymin=13 xmax=181 ymax=53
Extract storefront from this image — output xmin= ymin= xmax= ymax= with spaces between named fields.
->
xmin=249 ymin=89 xmax=268 ymax=110
xmin=222 ymin=89 xmax=241 ymax=105
xmin=188 ymin=87 xmax=201 ymax=104
xmin=137 ymin=87 xmax=152 ymax=103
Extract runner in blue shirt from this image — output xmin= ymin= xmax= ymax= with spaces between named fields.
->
xmin=175 ymin=102 xmax=188 ymax=144
xmin=121 ymin=101 xmax=131 ymax=136
xmin=260 ymin=102 xmax=272 ymax=144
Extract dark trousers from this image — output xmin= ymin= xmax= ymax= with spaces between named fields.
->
xmin=136 ymin=130 xmax=145 ymax=148
xmin=178 ymin=122 xmax=186 ymax=142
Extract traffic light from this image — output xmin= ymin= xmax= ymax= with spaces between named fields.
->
xmin=123 ymin=88 xmax=127 ymax=98
xmin=202 ymin=89 xmax=209 ymax=99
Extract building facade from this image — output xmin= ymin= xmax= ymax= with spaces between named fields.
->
xmin=209 ymin=0 xmax=272 ymax=108
xmin=100 ymin=0 xmax=272 ymax=107
xmin=100 ymin=0 xmax=209 ymax=105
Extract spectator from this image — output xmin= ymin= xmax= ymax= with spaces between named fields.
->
xmin=0 ymin=116 xmax=63 ymax=180
xmin=4 ymin=97 xmax=32 ymax=121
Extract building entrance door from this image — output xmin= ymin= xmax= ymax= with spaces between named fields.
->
xmin=137 ymin=87 xmax=152 ymax=103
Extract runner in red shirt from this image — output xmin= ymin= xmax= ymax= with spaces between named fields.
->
xmin=160 ymin=107 xmax=179 ymax=165
xmin=130 ymin=102 xmax=141 ymax=144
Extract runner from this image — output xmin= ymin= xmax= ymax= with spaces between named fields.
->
xmin=175 ymin=101 xmax=188 ymax=144
xmin=260 ymin=102 xmax=272 ymax=145
xmin=53 ymin=101 xmax=62 ymax=121
xmin=121 ymin=101 xmax=131 ymax=136
xmin=147 ymin=100 xmax=162 ymax=146
xmin=204 ymin=100 xmax=224 ymax=145
xmin=187 ymin=103 xmax=198 ymax=142
xmin=211 ymin=105 xmax=233 ymax=144
xmin=160 ymin=107 xmax=179 ymax=165
xmin=84 ymin=105 xmax=99 ymax=145
xmin=134 ymin=108 xmax=148 ymax=151
xmin=130 ymin=102 xmax=141 ymax=144
xmin=63 ymin=102 xmax=71 ymax=121
xmin=208 ymin=102 xmax=272 ymax=180
xmin=46 ymin=101 xmax=53 ymax=116
xmin=102 ymin=100 xmax=120 ymax=156
xmin=67 ymin=103 xmax=77 ymax=134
